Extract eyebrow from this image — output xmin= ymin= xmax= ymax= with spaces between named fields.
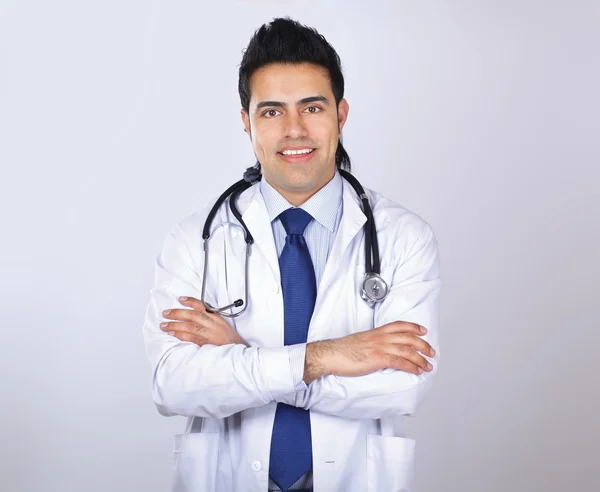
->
xmin=254 ymin=95 xmax=331 ymax=114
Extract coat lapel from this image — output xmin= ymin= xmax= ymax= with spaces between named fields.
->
xmin=316 ymin=178 xmax=367 ymax=302
xmin=239 ymin=184 xmax=281 ymax=285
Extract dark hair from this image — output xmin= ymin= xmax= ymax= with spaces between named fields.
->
xmin=238 ymin=17 xmax=352 ymax=173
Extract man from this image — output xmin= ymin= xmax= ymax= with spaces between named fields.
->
xmin=143 ymin=17 xmax=440 ymax=492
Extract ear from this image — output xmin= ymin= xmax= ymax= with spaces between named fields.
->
xmin=337 ymin=98 xmax=349 ymax=134
xmin=240 ymin=109 xmax=251 ymax=136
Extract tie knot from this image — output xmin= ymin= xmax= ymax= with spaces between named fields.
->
xmin=279 ymin=208 xmax=313 ymax=236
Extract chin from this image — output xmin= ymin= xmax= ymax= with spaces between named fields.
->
xmin=282 ymin=169 xmax=323 ymax=190
xmin=263 ymin=159 xmax=332 ymax=193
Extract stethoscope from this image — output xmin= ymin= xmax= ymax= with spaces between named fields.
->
xmin=201 ymin=167 xmax=389 ymax=317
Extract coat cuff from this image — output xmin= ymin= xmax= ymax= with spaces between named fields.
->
xmin=258 ymin=346 xmax=298 ymax=400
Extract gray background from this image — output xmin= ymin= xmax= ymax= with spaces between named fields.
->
xmin=1 ymin=0 xmax=598 ymax=491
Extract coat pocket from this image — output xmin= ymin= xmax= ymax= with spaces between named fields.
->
xmin=172 ymin=432 xmax=220 ymax=492
xmin=366 ymin=435 xmax=416 ymax=492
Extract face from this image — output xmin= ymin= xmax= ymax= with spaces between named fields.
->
xmin=241 ymin=62 xmax=349 ymax=205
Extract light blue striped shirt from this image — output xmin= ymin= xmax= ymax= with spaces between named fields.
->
xmin=260 ymin=169 xmax=343 ymax=492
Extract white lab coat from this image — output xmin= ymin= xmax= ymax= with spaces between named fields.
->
xmin=142 ymin=177 xmax=441 ymax=492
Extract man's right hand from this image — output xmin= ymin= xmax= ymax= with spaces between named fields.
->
xmin=303 ymin=321 xmax=435 ymax=384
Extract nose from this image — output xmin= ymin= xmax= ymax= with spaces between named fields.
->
xmin=283 ymin=111 xmax=308 ymax=139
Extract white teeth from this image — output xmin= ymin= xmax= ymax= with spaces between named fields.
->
xmin=281 ymin=148 xmax=314 ymax=156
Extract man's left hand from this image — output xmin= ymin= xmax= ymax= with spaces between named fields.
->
xmin=160 ymin=296 xmax=248 ymax=347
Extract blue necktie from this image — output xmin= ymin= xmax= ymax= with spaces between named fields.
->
xmin=269 ymin=208 xmax=316 ymax=492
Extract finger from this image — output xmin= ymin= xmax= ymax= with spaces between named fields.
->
xmin=181 ymin=297 xmax=228 ymax=325
xmin=176 ymin=298 xmax=221 ymax=325
xmin=163 ymin=307 xmax=212 ymax=326
xmin=382 ymin=352 xmax=423 ymax=375
xmin=160 ymin=320 xmax=205 ymax=337
xmin=178 ymin=296 xmax=207 ymax=312
xmin=387 ymin=333 xmax=436 ymax=358
xmin=386 ymin=345 xmax=433 ymax=372
xmin=171 ymin=331 xmax=208 ymax=346
xmin=162 ymin=308 xmax=197 ymax=321
xmin=382 ymin=321 xmax=427 ymax=336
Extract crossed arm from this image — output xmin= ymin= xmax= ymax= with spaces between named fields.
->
xmin=143 ymin=222 xmax=440 ymax=419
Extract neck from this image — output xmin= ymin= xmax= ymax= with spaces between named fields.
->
xmin=266 ymin=169 xmax=336 ymax=207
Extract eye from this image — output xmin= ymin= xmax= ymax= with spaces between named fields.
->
xmin=304 ymin=106 xmax=322 ymax=114
xmin=262 ymin=109 xmax=281 ymax=118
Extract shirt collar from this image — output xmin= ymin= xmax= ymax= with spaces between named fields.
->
xmin=259 ymin=170 xmax=343 ymax=233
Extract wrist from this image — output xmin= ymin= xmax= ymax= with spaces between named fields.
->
xmin=230 ymin=332 xmax=249 ymax=347
xmin=303 ymin=340 xmax=334 ymax=384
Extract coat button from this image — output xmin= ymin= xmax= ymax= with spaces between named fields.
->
xmin=271 ymin=284 xmax=280 ymax=294
xmin=251 ymin=461 xmax=262 ymax=472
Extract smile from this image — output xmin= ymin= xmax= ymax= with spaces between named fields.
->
xmin=279 ymin=148 xmax=315 ymax=156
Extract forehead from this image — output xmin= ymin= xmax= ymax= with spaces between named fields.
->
xmin=248 ymin=62 xmax=333 ymax=105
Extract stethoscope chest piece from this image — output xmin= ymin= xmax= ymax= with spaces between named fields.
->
xmin=360 ymin=273 xmax=389 ymax=303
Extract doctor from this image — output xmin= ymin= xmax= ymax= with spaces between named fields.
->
xmin=143 ymin=17 xmax=441 ymax=492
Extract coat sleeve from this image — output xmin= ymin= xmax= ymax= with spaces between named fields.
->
xmin=142 ymin=220 xmax=298 ymax=419
xmin=292 ymin=222 xmax=441 ymax=419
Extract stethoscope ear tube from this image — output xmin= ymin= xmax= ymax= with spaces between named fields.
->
xmin=203 ymin=180 xmax=247 ymax=240
xmin=229 ymin=181 xmax=254 ymax=245
xmin=367 ymin=201 xmax=380 ymax=275
xmin=339 ymin=170 xmax=381 ymax=275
